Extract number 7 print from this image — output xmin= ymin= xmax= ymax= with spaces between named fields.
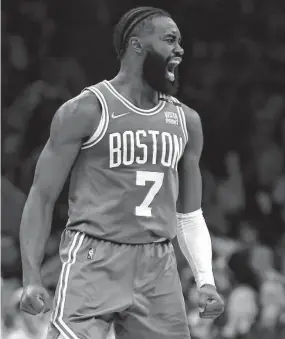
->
xmin=135 ymin=171 xmax=164 ymax=217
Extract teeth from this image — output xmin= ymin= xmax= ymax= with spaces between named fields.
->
xmin=168 ymin=61 xmax=180 ymax=69
xmin=168 ymin=60 xmax=181 ymax=71
xmin=167 ymin=71 xmax=175 ymax=82
xmin=170 ymin=58 xmax=182 ymax=65
xmin=166 ymin=58 xmax=181 ymax=82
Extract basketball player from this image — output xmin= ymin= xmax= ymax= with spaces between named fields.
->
xmin=20 ymin=7 xmax=224 ymax=339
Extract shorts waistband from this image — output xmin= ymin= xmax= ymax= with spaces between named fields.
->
xmin=82 ymin=233 xmax=169 ymax=246
xmin=65 ymin=229 xmax=170 ymax=246
xmin=96 ymin=237 xmax=170 ymax=246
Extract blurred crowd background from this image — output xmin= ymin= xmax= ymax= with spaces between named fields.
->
xmin=1 ymin=0 xmax=285 ymax=338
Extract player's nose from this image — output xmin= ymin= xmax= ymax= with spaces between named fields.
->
xmin=175 ymin=44 xmax=184 ymax=57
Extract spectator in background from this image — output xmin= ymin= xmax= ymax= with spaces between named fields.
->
xmin=216 ymin=152 xmax=245 ymax=217
xmin=243 ymin=280 xmax=285 ymax=339
xmin=245 ymin=94 xmax=285 ymax=246
xmin=1 ymin=278 xmax=20 ymax=339
xmin=3 ymin=57 xmax=72 ymax=193
xmin=202 ymin=151 xmax=245 ymax=237
xmin=258 ymin=280 xmax=285 ymax=331
xmin=276 ymin=234 xmax=285 ymax=279
xmin=1 ymin=234 xmax=21 ymax=280
xmin=1 ymin=176 xmax=26 ymax=238
xmin=3 ymin=288 xmax=50 ymax=339
xmin=221 ymin=285 xmax=258 ymax=339
xmin=18 ymin=1 xmax=56 ymax=60
xmin=1 ymin=10 xmax=29 ymax=109
xmin=228 ymin=243 xmax=277 ymax=291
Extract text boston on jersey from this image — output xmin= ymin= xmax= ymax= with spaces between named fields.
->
xmin=109 ymin=129 xmax=184 ymax=169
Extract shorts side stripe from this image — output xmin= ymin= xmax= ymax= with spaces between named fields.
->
xmin=52 ymin=323 xmax=72 ymax=339
xmin=52 ymin=232 xmax=80 ymax=323
xmin=52 ymin=232 xmax=85 ymax=339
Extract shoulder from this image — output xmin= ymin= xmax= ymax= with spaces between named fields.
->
xmin=180 ymin=103 xmax=202 ymax=134
xmin=179 ymin=102 xmax=203 ymax=156
xmin=51 ymin=89 xmax=102 ymax=142
xmin=59 ymin=89 xmax=101 ymax=120
xmin=168 ymin=95 xmax=201 ymax=127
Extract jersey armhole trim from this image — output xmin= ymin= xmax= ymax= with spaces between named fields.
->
xmin=81 ymin=86 xmax=109 ymax=149
xmin=171 ymin=97 xmax=188 ymax=143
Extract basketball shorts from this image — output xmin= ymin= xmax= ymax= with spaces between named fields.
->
xmin=46 ymin=229 xmax=191 ymax=339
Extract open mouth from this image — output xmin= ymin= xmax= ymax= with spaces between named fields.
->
xmin=166 ymin=57 xmax=182 ymax=82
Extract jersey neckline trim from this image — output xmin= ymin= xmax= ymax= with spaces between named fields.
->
xmin=103 ymin=80 xmax=166 ymax=115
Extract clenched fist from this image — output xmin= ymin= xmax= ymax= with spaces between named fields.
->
xmin=198 ymin=284 xmax=224 ymax=319
xmin=20 ymin=284 xmax=51 ymax=315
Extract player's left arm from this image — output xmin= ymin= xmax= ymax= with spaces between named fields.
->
xmin=176 ymin=105 xmax=213 ymax=288
xmin=176 ymin=106 xmax=203 ymax=214
xmin=176 ymin=105 xmax=224 ymax=318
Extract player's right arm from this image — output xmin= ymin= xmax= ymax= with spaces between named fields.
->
xmin=20 ymin=91 xmax=100 ymax=314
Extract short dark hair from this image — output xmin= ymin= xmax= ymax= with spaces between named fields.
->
xmin=113 ymin=6 xmax=171 ymax=59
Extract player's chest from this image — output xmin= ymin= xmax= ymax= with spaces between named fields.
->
xmin=108 ymin=109 xmax=183 ymax=136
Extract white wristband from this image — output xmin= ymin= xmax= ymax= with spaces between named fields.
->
xmin=176 ymin=209 xmax=215 ymax=289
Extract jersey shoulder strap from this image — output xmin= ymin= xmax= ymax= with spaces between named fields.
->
xmin=81 ymin=82 xmax=110 ymax=149
xmin=163 ymin=95 xmax=188 ymax=143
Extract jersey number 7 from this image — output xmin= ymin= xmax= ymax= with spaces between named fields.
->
xmin=135 ymin=171 xmax=164 ymax=217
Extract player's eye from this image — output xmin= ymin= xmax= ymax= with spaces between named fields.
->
xmin=165 ymin=36 xmax=176 ymax=44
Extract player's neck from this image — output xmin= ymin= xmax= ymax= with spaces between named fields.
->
xmin=111 ymin=68 xmax=159 ymax=109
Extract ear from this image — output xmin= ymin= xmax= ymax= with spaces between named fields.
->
xmin=129 ymin=37 xmax=144 ymax=54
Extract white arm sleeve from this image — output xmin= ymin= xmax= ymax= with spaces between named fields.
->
xmin=177 ymin=209 xmax=215 ymax=290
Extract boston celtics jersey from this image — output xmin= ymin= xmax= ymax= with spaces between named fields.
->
xmin=66 ymin=80 xmax=188 ymax=244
